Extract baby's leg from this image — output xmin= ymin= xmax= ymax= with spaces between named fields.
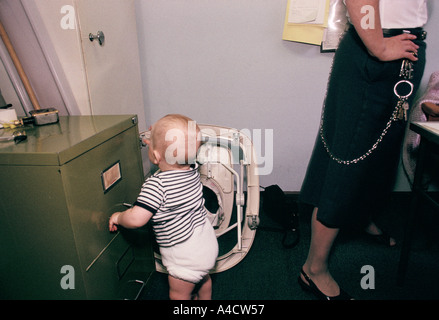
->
xmin=195 ymin=275 xmax=212 ymax=300
xmin=168 ymin=275 xmax=196 ymax=300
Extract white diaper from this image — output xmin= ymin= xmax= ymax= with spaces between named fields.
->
xmin=159 ymin=220 xmax=219 ymax=283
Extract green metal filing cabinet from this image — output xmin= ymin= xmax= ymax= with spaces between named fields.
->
xmin=0 ymin=115 xmax=155 ymax=299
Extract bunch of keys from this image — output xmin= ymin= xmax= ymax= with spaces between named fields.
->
xmin=394 ymin=59 xmax=414 ymax=121
xmin=400 ymin=59 xmax=414 ymax=80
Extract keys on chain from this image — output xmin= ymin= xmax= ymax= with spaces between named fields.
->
xmin=394 ymin=59 xmax=414 ymax=121
xmin=396 ymin=99 xmax=410 ymax=121
xmin=399 ymin=59 xmax=414 ymax=80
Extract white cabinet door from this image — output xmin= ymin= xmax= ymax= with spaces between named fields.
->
xmin=75 ymin=0 xmax=146 ymax=131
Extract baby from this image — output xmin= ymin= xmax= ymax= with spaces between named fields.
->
xmin=109 ymin=114 xmax=218 ymax=300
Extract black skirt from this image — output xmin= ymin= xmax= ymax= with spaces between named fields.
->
xmin=299 ymin=27 xmax=427 ymax=228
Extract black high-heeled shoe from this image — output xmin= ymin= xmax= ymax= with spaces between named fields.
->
xmin=298 ymin=269 xmax=353 ymax=300
xmin=364 ymin=231 xmax=397 ymax=247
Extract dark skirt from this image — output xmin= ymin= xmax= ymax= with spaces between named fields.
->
xmin=299 ymin=27 xmax=427 ymax=229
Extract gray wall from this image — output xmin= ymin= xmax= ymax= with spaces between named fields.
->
xmin=134 ymin=0 xmax=438 ymax=191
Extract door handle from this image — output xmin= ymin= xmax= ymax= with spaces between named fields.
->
xmin=89 ymin=31 xmax=105 ymax=46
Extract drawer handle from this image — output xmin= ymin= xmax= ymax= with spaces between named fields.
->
xmin=116 ymin=245 xmax=135 ymax=280
xmin=86 ymin=232 xmax=119 ymax=272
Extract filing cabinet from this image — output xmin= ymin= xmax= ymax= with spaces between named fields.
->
xmin=0 ymin=115 xmax=155 ymax=299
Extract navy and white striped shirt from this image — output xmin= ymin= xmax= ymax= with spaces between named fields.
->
xmin=134 ymin=163 xmax=207 ymax=247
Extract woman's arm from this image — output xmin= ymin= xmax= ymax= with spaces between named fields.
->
xmin=345 ymin=0 xmax=419 ymax=62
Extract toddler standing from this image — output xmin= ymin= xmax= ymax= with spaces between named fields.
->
xmin=109 ymin=114 xmax=218 ymax=300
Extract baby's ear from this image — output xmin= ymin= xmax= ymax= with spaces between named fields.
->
xmin=152 ymin=149 xmax=161 ymax=164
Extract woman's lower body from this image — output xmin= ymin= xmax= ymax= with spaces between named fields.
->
xmin=299 ymin=26 xmax=426 ymax=298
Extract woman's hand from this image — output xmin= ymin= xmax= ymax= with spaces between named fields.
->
xmin=372 ymin=33 xmax=419 ymax=62
xmin=346 ymin=0 xmax=419 ymax=62
xmin=422 ymin=102 xmax=439 ymax=118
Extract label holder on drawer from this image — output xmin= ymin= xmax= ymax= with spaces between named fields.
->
xmin=101 ymin=161 xmax=122 ymax=193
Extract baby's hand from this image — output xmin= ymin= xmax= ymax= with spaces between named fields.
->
xmin=141 ymin=130 xmax=152 ymax=147
xmin=109 ymin=212 xmax=121 ymax=232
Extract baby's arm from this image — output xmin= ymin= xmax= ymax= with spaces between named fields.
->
xmin=109 ymin=206 xmax=153 ymax=232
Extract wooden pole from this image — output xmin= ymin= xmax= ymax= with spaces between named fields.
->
xmin=0 ymin=20 xmax=41 ymax=110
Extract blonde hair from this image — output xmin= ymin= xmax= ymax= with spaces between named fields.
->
xmin=151 ymin=114 xmax=201 ymax=166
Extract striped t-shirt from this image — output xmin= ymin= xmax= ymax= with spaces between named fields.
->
xmin=134 ymin=163 xmax=207 ymax=247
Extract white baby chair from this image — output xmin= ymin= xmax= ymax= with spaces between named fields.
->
xmin=141 ymin=124 xmax=260 ymax=274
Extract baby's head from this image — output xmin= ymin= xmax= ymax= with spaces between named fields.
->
xmin=148 ymin=114 xmax=201 ymax=169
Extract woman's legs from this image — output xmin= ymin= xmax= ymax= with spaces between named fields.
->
xmin=301 ymin=207 xmax=341 ymax=297
xmin=365 ymin=221 xmax=397 ymax=246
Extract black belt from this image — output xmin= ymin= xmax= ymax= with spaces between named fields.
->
xmin=382 ymin=28 xmax=427 ymax=40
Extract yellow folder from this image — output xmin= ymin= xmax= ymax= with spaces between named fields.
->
xmin=282 ymin=0 xmax=330 ymax=46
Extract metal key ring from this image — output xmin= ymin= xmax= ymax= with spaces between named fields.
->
xmin=394 ymin=80 xmax=414 ymax=99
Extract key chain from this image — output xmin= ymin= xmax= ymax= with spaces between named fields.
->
xmin=394 ymin=79 xmax=414 ymax=121
xmin=319 ymin=57 xmax=416 ymax=165
xmin=394 ymin=59 xmax=414 ymax=121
